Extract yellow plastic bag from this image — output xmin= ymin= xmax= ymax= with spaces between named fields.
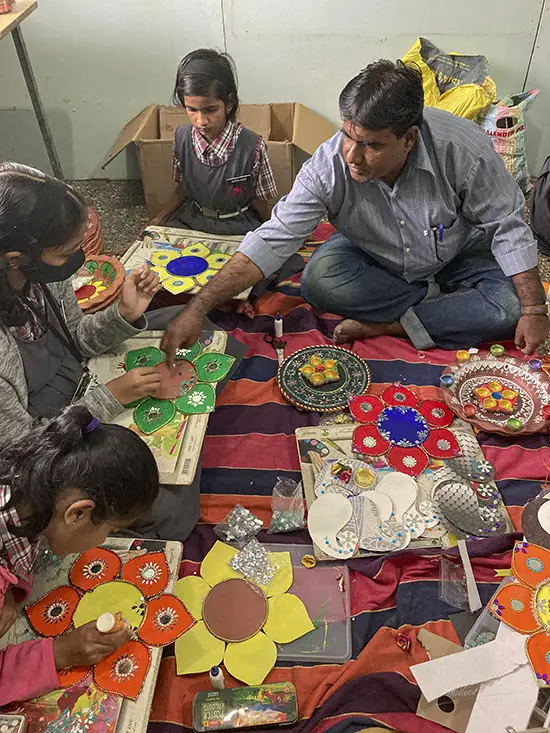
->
xmin=402 ymin=38 xmax=496 ymax=120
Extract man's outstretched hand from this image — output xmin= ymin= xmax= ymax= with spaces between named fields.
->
xmin=161 ymin=308 xmax=204 ymax=366
xmin=514 ymin=314 xmax=550 ymax=355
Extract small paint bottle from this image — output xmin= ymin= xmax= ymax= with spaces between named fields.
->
xmin=209 ymin=666 xmax=225 ymax=690
xmin=274 ymin=313 xmax=283 ymax=338
xmin=96 ymin=612 xmax=128 ymax=634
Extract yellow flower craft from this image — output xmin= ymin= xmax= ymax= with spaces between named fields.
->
xmin=299 ymin=354 xmax=340 ymax=387
xmin=474 ymin=380 xmax=519 ymax=413
xmin=174 ymin=542 xmax=314 ymax=685
xmin=149 ymin=244 xmax=232 ymax=295
xmin=489 ymin=541 xmax=550 ymax=686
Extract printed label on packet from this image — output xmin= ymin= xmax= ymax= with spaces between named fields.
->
xmin=193 ymin=683 xmax=297 ymax=731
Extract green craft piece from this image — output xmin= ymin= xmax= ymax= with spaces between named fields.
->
xmin=124 ymin=397 xmax=144 ymax=409
xmin=134 ymin=398 xmax=176 ymax=435
xmin=175 ymin=342 xmax=201 ymax=363
xmin=125 ymin=346 xmax=164 ymax=371
xmin=175 ymin=383 xmax=217 ymax=414
xmin=194 ymin=353 xmax=236 ymax=383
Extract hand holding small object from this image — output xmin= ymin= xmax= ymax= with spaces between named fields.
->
xmin=161 ymin=307 xmax=204 ymax=368
xmin=118 ymin=265 xmax=162 ymax=323
xmin=53 ymin=620 xmax=131 ymax=670
xmin=107 ymin=367 xmax=162 ymax=404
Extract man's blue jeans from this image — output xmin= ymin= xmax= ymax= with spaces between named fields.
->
xmin=301 ymin=233 xmax=521 ymax=350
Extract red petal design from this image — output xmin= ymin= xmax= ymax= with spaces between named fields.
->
xmin=527 ymin=631 xmax=550 ymax=685
xmin=26 ymin=586 xmax=80 ymax=637
xmin=418 ymin=400 xmax=455 ymax=428
xmin=513 ymin=541 xmax=550 ymax=590
xmin=93 ymin=640 xmax=151 ymax=700
xmin=57 ymin=666 xmax=92 ymax=688
xmin=138 ymin=594 xmax=194 ymax=646
xmin=423 ymin=428 xmax=461 ymax=459
xmin=348 ymin=395 xmax=384 ymax=424
xmin=352 ymin=425 xmax=390 ymax=456
xmin=488 ymin=583 xmax=540 ymax=634
xmin=386 ymin=446 xmax=428 ymax=477
xmin=381 ymin=385 xmax=418 ymax=408
xmin=121 ymin=551 xmax=169 ymax=598
xmin=69 ymin=547 xmax=122 ymax=591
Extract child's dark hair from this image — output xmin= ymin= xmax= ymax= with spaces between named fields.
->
xmin=172 ymin=49 xmax=239 ymax=121
xmin=0 ymin=406 xmax=159 ymax=538
xmin=0 ymin=161 xmax=87 ymax=328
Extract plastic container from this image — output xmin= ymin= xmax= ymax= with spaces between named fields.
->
xmin=264 ymin=542 xmax=351 ymax=664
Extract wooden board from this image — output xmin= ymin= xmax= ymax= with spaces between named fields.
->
xmin=0 ymin=0 xmax=37 ymax=40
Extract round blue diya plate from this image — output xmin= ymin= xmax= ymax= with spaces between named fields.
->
xmin=277 ymin=345 xmax=371 ymax=412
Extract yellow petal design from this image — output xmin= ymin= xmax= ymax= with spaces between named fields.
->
xmin=200 ymin=542 xmax=241 ymax=586
xmin=194 ymin=269 xmax=217 ymax=286
xmin=73 ymin=581 xmax=145 ymax=630
xmin=175 ymin=620 xmax=225 ymax=675
xmin=163 ymin=275 xmax=195 ymax=295
xmin=206 ymin=253 xmax=232 ymax=269
xmin=150 ymin=250 xmax=180 ymax=266
xmin=263 ymin=593 xmax=314 ymax=643
xmin=181 ymin=243 xmax=210 ymax=258
xmin=175 ymin=575 xmax=210 ymax=621
xmin=259 ymin=552 xmax=293 ymax=597
xmin=224 ymin=632 xmax=277 ymax=685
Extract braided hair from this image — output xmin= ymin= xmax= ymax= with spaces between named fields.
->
xmin=0 ymin=162 xmax=87 ymax=327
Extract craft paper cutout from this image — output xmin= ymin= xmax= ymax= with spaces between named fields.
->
xmin=489 ymin=541 xmax=550 ymax=685
xmin=195 ymin=353 xmax=236 ymax=383
xmin=26 ymin=547 xmax=194 ymax=701
xmin=175 ymin=383 xmax=217 ymax=414
xmin=523 ymin=497 xmax=550 ymax=549
xmin=134 ymin=399 xmax=176 ymax=435
xmin=307 ymin=493 xmax=359 ymax=558
xmin=432 ymin=471 xmax=505 ymax=538
xmin=224 ymin=632 xmax=277 ymax=686
xmin=121 ymin=550 xmax=169 ymax=597
xmin=474 ymin=380 xmax=519 ymax=413
xmin=75 ymin=256 xmax=125 ymax=312
xmin=175 ymin=621 xmax=225 ymax=675
xmin=203 ymin=579 xmax=269 ymax=642
xmin=149 ymin=247 xmax=230 ymax=295
xmin=26 ymin=586 xmax=80 ymax=637
xmin=299 ymin=354 xmax=339 ymax=387
xmin=137 ymin=593 xmax=194 ymax=646
xmin=155 ymin=361 xmax=198 ymax=400
xmin=69 ymin=548 xmax=122 ymax=591
xmin=93 ymin=640 xmax=151 ymax=701
xmin=125 ymin=347 xmax=164 ymax=371
xmin=73 ymin=581 xmax=146 ymax=631
xmin=174 ymin=542 xmax=313 ymax=684
xmin=376 ymin=473 xmax=416 ymax=520
xmin=350 ymin=387 xmax=460 ymax=477
xmin=175 ymin=342 xmax=201 ymax=362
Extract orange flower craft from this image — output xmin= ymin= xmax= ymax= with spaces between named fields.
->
xmin=474 ymin=380 xmax=519 ymax=414
xmin=26 ymin=548 xmax=194 ymax=700
xmin=489 ymin=541 xmax=550 ymax=686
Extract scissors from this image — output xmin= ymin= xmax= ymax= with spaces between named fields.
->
xmin=264 ymin=333 xmax=287 ymax=365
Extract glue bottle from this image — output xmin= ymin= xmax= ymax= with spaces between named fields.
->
xmin=209 ymin=666 xmax=225 ymax=690
xmin=96 ymin=612 xmax=127 ymax=633
xmin=274 ymin=313 xmax=283 ymax=338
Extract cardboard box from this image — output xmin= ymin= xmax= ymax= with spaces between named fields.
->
xmin=103 ymin=103 xmax=337 ymax=215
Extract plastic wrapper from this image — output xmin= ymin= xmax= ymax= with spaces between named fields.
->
xmin=213 ymin=505 xmax=263 ymax=548
xmin=267 ymin=477 xmax=305 ymax=534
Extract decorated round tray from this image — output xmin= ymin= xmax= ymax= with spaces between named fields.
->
xmin=75 ymin=255 xmax=125 ymax=312
xmin=441 ymin=353 xmax=550 ymax=434
xmin=277 ymin=345 xmax=370 ymax=412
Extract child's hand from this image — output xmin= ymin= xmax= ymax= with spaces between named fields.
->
xmin=0 ymin=589 xmax=17 ymax=639
xmin=106 ymin=367 xmax=162 ymax=405
xmin=53 ymin=621 xmax=131 ymax=670
xmin=118 ymin=265 xmax=161 ymax=323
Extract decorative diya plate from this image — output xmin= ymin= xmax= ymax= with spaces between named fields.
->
xmin=277 ymin=346 xmax=370 ymax=412
xmin=75 ymin=255 xmax=125 ymax=312
xmin=441 ymin=353 xmax=550 ymax=435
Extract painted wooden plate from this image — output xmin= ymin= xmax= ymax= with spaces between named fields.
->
xmin=441 ymin=353 xmax=550 ymax=434
xmin=75 ymin=255 xmax=125 ymax=311
xmin=277 ymin=345 xmax=371 ymax=412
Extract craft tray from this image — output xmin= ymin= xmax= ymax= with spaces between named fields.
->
xmin=264 ymin=543 xmax=351 ymax=664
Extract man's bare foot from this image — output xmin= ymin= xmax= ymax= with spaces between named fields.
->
xmin=333 ymin=318 xmax=404 ymax=344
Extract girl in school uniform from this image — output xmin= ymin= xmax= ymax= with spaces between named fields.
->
xmin=0 ymin=406 xmax=159 ymax=705
xmin=0 ymin=161 xmax=203 ymax=541
xmin=167 ymin=48 xmax=278 ymax=235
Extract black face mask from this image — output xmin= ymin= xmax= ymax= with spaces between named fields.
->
xmin=20 ymin=249 xmax=85 ymax=284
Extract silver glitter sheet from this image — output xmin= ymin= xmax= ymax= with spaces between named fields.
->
xmin=213 ymin=505 xmax=263 ymax=548
xmin=229 ymin=538 xmax=274 ymax=585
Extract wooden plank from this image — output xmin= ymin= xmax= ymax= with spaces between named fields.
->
xmin=0 ymin=0 xmax=37 ymax=41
